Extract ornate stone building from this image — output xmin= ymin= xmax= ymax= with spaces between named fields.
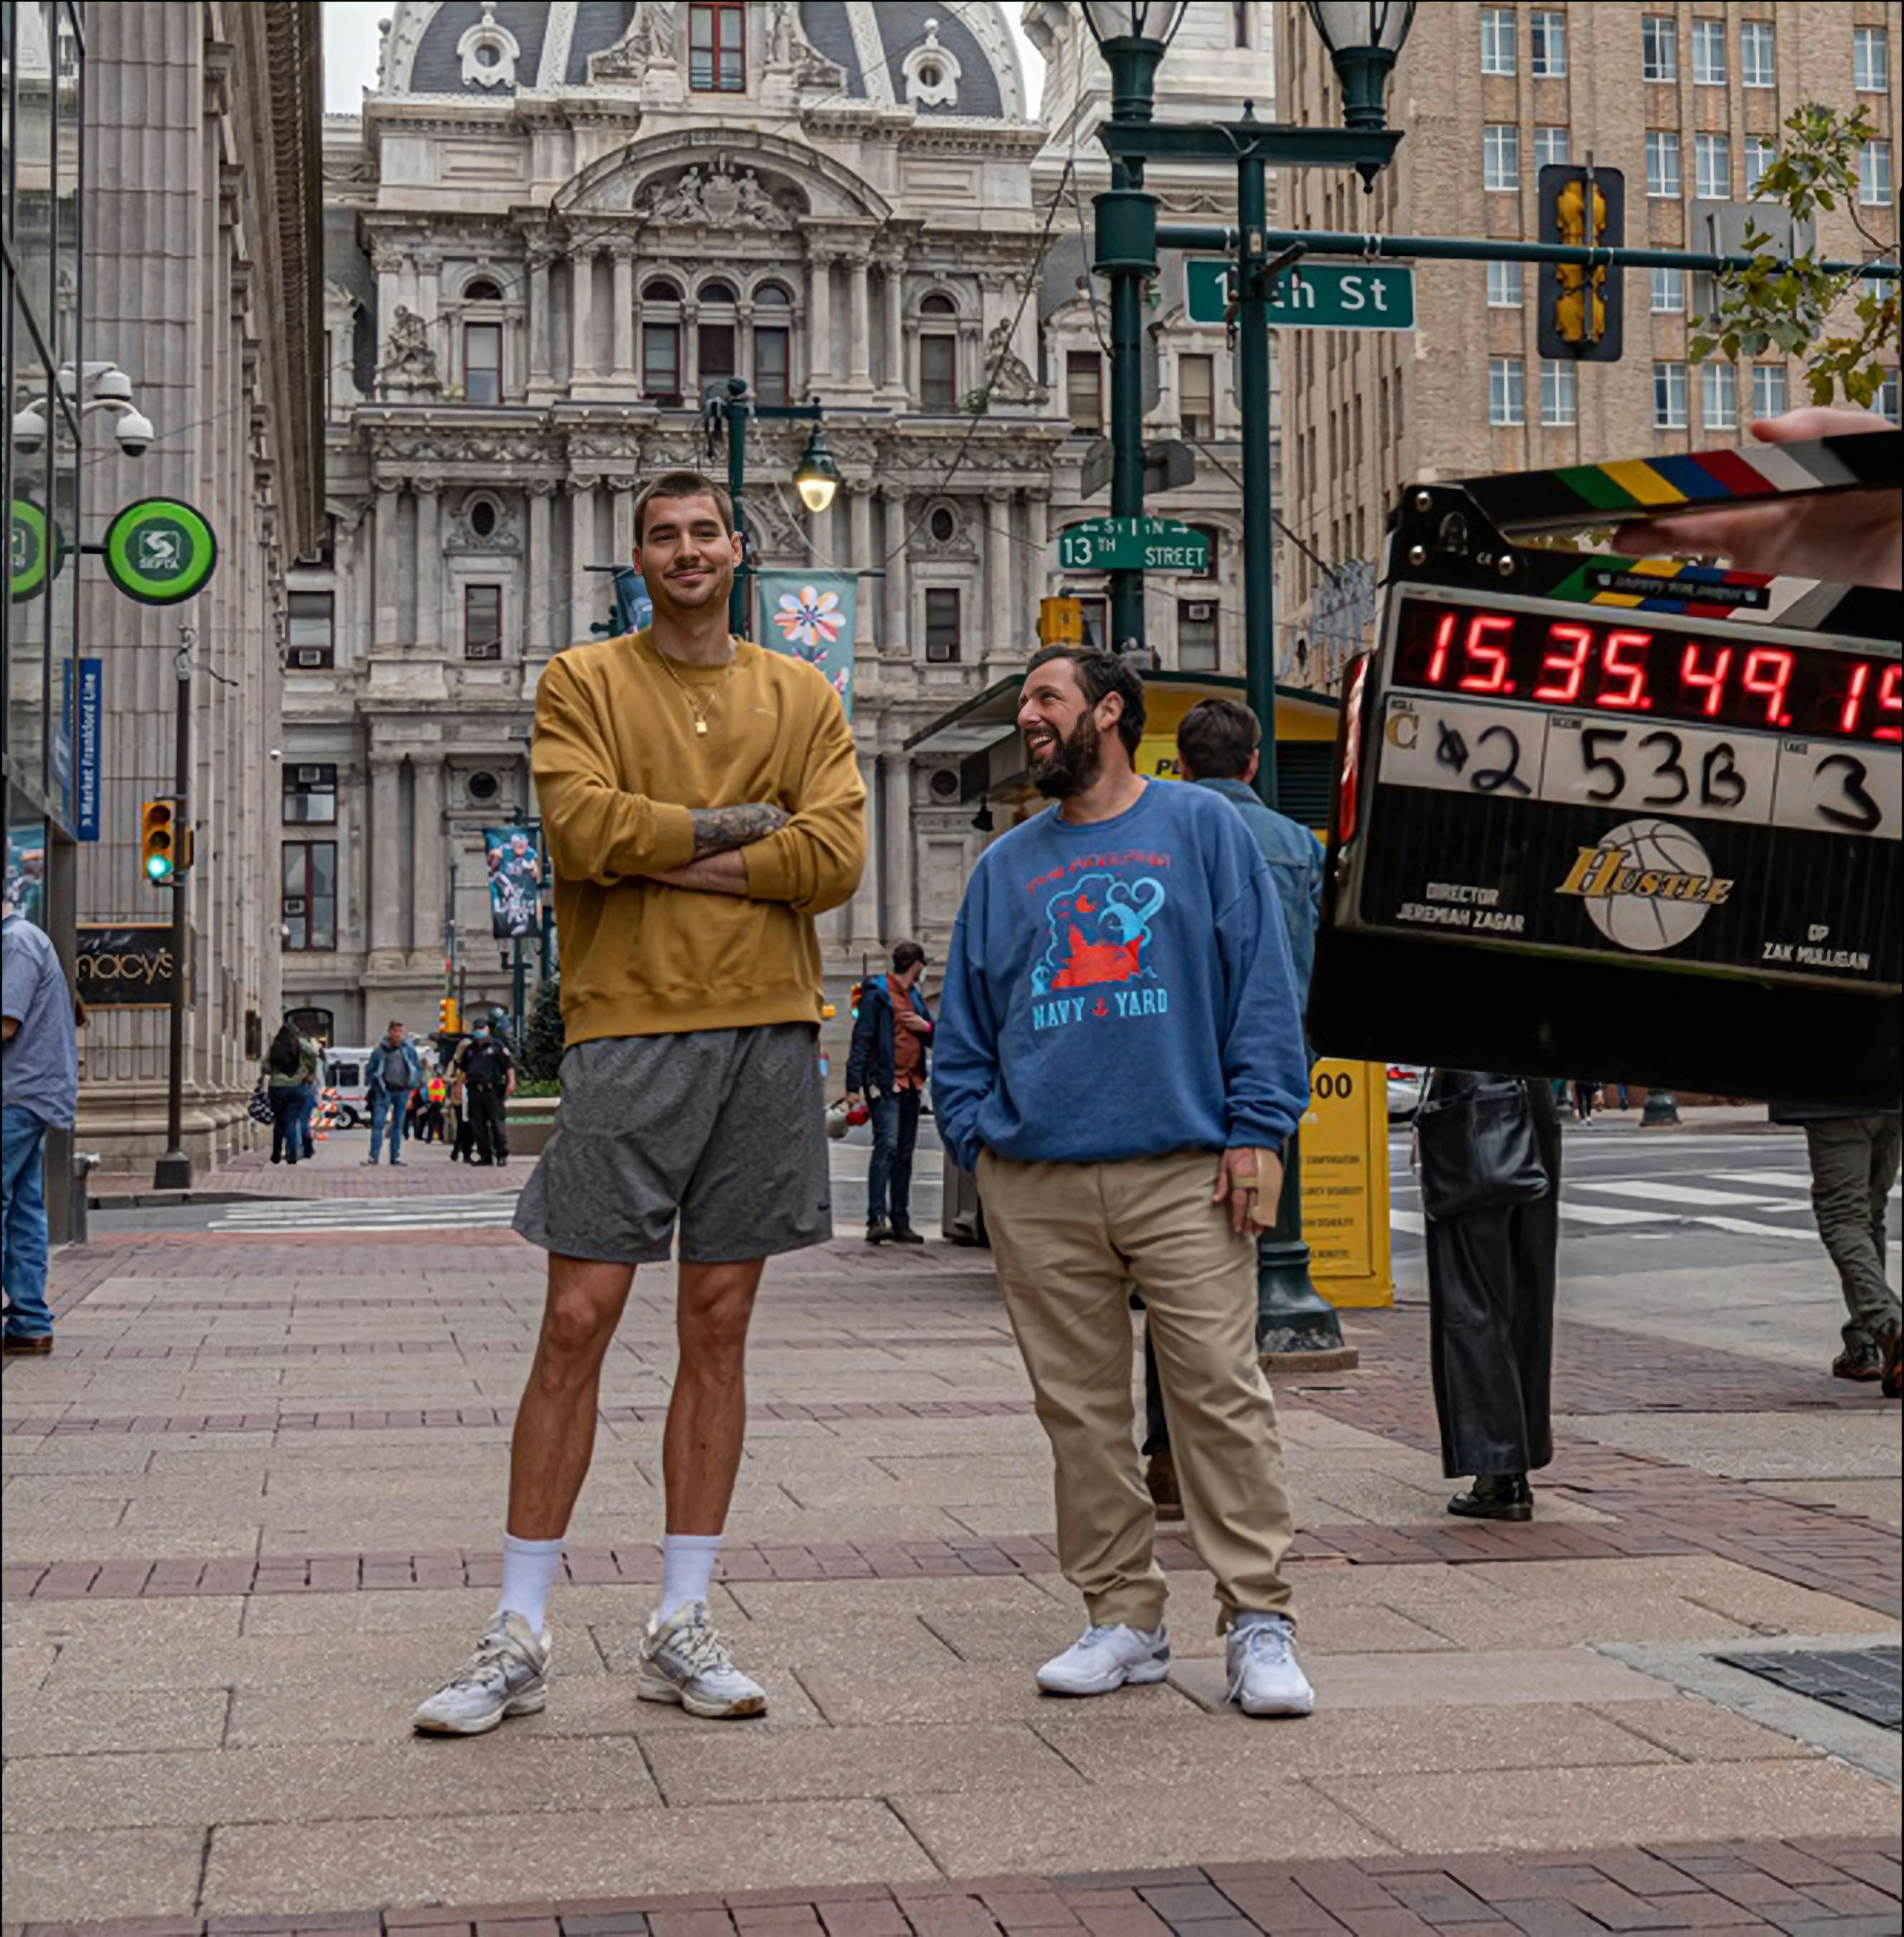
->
xmin=289 ymin=0 xmax=1276 ymax=1038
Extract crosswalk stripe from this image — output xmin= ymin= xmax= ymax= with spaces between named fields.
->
xmin=1692 ymin=1213 xmax=1827 ymax=1241
xmin=1713 ymin=1170 xmax=1816 ymax=1189
xmin=1572 ymin=1178 xmax=1800 ymax=1210
xmin=1552 ymin=1201 xmax=1680 ymax=1227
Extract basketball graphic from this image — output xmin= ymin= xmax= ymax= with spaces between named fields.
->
xmin=1574 ymin=818 xmax=1721 ymax=953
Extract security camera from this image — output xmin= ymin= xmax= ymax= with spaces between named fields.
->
xmin=92 ymin=367 xmax=134 ymax=403
xmin=114 ymin=409 xmax=155 ymax=456
xmin=268 ymin=748 xmax=283 ymax=762
xmin=10 ymin=407 xmax=46 ymax=456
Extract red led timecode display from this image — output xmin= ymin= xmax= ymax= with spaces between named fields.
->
xmin=1391 ymin=599 xmax=1901 ymax=745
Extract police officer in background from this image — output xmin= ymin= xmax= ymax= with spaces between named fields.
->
xmin=454 ymin=1020 xmax=517 ymax=1167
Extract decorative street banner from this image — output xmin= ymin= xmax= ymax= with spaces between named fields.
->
xmin=484 ymin=824 xmax=543 ymax=939
xmin=76 ymin=924 xmax=181 ymax=1008
xmin=102 ymin=497 xmax=219 ymax=605
xmin=759 ymin=570 xmax=856 ymax=719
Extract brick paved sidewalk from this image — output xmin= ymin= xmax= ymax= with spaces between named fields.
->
xmin=5 ymin=1225 xmax=1897 ymax=1921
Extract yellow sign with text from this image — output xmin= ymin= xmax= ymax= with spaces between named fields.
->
xmin=1299 ymin=1058 xmax=1393 ymax=1308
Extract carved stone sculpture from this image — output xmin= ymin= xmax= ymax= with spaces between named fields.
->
xmin=376 ymin=305 xmax=442 ymax=398
xmin=983 ymin=318 xmax=1044 ymax=405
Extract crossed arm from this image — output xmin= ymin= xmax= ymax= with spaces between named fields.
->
xmin=650 ymin=802 xmax=793 ymax=897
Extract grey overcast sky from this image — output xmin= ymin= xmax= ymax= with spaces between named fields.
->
xmin=320 ymin=3 xmax=1046 ymax=114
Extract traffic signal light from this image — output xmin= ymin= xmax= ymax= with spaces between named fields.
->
xmin=438 ymin=996 xmax=460 ymax=1034
xmin=1537 ymin=164 xmax=1625 ymax=362
xmin=140 ymin=800 xmax=176 ymax=884
xmin=1039 ymin=597 xmax=1085 ymax=646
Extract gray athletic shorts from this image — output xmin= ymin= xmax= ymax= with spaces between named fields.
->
xmin=511 ymin=1023 xmax=831 ymax=1265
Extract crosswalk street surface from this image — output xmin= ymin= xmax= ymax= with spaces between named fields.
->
xmin=208 ymin=1193 xmax=521 ymax=1235
xmin=1389 ymin=1130 xmax=1901 ymax=1274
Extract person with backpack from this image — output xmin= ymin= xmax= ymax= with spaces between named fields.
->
xmin=421 ymin=1068 xmax=450 ymax=1146
xmin=454 ymin=1022 xmax=515 ymax=1166
xmin=843 ymin=941 xmax=934 ymax=1244
xmin=262 ymin=1021 xmax=318 ymax=1166
xmin=365 ymin=1019 xmax=422 ymax=1167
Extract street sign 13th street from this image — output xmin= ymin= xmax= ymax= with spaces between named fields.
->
xmin=1186 ymin=259 xmax=1416 ymax=331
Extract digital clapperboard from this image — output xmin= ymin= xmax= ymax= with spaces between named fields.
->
xmin=1308 ymin=431 xmax=1901 ymax=1109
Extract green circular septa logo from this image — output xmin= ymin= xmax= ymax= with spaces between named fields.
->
xmin=9 ymin=498 xmax=65 ymax=604
xmin=103 ymin=497 xmax=218 ymax=605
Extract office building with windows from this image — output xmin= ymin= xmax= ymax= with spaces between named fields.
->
xmin=1273 ymin=0 xmax=1901 ymax=684
xmin=287 ymin=0 xmax=1278 ymax=1034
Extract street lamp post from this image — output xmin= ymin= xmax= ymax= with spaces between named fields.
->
xmin=709 ymin=378 xmax=839 ymax=636
xmin=1081 ymin=0 xmax=1414 ymax=1363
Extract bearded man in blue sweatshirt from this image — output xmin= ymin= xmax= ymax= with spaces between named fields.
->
xmin=932 ymin=648 xmax=1314 ymax=1718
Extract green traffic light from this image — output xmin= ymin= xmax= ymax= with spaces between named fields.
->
xmin=146 ymin=852 xmax=172 ymax=881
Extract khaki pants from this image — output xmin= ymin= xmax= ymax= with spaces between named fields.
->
xmin=978 ymin=1147 xmax=1296 ymax=1634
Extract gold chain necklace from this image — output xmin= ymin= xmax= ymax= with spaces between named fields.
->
xmin=648 ymin=637 xmax=739 ymax=736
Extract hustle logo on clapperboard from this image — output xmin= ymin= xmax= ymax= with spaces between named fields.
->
xmin=1554 ymin=818 xmax=1736 ymax=955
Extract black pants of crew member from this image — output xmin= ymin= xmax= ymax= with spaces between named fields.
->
xmin=1425 ymin=1076 xmax=1562 ymax=1478
xmin=468 ymin=1084 xmax=509 ymax=1164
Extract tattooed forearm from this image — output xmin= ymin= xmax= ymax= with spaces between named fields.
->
xmin=689 ymin=802 xmax=789 ymax=859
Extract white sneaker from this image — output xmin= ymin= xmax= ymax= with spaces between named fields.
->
xmin=1036 ymin=1621 xmax=1171 ymax=1695
xmin=638 ymin=1600 xmax=768 ymax=1718
xmin=1226 ymin=1613 xmax=1314 ymax=1717
xmin=412 ymin=1612 xmax=551 ymax=1734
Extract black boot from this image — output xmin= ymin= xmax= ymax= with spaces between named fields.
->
xmin=886 ymin=1220 xmax=925 ymax=1245
xmin=1448 ymin=1472 xmax=1534 ymax=1521
xmin=865 ymin=1218 xmax=891 ymax=1244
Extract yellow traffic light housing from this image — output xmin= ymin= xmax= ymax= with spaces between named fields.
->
xmin=1038 ymin=597 xmax=1086 ymax=647
xmin=1537 ymin=165 xmax=1625 ymax=364
xmin=438 ymin=996 xmax=461 ymax=1034
xmin=140 ymin=800 xmax=176 ymax=884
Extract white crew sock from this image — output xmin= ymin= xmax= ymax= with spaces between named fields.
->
xmin=497 ymin=1532 xmax=564 ymax=1634
xmin=656 ymin=1533 xmax=723 ymax=1623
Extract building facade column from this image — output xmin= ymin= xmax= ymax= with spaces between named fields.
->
xmin=527 ymin=482 xmax=554 ymax=659
xmin=410 ymin=753 xmax=445 ymax=963
xmin=609 ymin=476 xmax=636 ymax=572
xmin=611 ymin=245 xmax=636 ymax=388
xmin=568 ymin=480 xmax=598 ymax=645
xmin=881 ymin=754 xmax=914 ymax=942
xmin=848 ymin=485 xmax=873 ymax=650
xmin=847 ymin=750 xmax=881 ymax=955
xmin=528 ymin=252 xmax=553 ymax=395
xmin=806 ymin=250 xmax=834 ymax=386
xmin=879 ymin=254 xmax=906 ymax=401
xmin=847 ymin=255 xmax=872 ymax=388
xmin=985 ymin=486 xmax=1014 ymax=661
xmin=414 ymin=480 xmax=442 ymax=656
xmin=570 ymin=249 xmax=595 ymax=386
xmin=881 ymin=483 xmax=909 ymax=658
xmin=368 ymin=753 xmax=405 ymax=960
xmin=373 ymin=480 xmax=404 ymax=651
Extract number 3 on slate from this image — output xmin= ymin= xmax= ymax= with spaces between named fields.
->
xmin=1816 ymin=753 xmax=1883 ymax=834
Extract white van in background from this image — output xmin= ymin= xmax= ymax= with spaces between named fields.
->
xmin=322 ymin=1046 xmax=374 ymax=1128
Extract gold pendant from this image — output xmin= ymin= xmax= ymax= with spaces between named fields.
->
xmin=695 ymin=718 xmax=708 ymax=734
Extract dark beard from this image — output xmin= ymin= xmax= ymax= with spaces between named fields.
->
xmin=1031 ymin=712 xmax=1103 ymax=799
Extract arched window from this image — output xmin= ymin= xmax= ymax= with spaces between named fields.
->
xmin=919 ymin=292 xmax=959 ymax=409
xmin=642 ymin=279 xmax=683 ymax=404
xmin=752 ymin=283 xmax=794 ymax=403
xmin=754 ymin=281 xmax=793 ymax=307
xmin=700 ymin=279 xmax=739 ymax=305
xmin=464 ymin=277 xmax=504 ymax=303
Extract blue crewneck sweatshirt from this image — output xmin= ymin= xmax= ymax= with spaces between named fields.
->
xmin=931 ymin=779 xmax=1309 ymax=1170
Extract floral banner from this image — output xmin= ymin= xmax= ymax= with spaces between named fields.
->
xmin=758 ymin=569 xmax=856 ymax=719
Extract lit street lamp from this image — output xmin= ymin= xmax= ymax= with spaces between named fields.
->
xmin=707 ymin=378 xmax=838 ymax=633
xmin=1081 ymin=0 xmax=1414 ymax=1362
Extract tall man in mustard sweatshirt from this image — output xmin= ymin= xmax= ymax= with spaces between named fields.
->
xmin=415 ymin=471 xmax=864 ymax=1733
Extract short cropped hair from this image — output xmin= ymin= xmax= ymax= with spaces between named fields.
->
xmin=1024 ymin=646 xmax=1147 ymax=758
xmin=632 ymin=471 xmax=734 ymax=548
xmin=892 ymin=940 xmax=926 ymax=972
xmin=1176 ymin=697 xmax=1261 ymax=781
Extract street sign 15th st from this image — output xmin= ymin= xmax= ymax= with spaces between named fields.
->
xmin=1058 ymin=517 xmax=1211 ymax=574
xmin=1186 ymin=259 xmax=1416 ymax=331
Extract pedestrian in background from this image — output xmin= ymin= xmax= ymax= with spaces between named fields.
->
xmin=421 ymin=1069 xmax=449 ymax=1145
xmin=295 ymin=1026 xmax=322 ymax=1160
xmin=365 ymin=1019 xmax=422 ymax=1168
xmin=454 ymin=1022 xmax=516 ymax=1167
xmin=261 ymin=1021 xmax=316 ymax=1168
xmin=1139 ymin=698 xmax=1324 ymax=1520
xmin=843 ymin=940 xmax=934 ymax=1244
xmin=2 ymin=900 xmax=81 ymax=1356
xmin=933 ymin=648 xmax=1316 ymax=1719
xmin=1770 ymin=1101 xmax=1903 ymax=1395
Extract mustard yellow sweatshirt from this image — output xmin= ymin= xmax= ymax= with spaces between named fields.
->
xmin=531 ymin=632 xmax=865 ymax=1042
